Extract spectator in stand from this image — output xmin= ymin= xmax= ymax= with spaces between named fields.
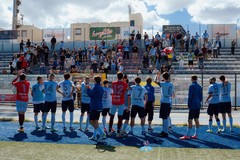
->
xmin=152 ymin=67 xmax=158 ymax=74
xmin=215 ymin=39 xmax=221 ymax=56
xmin=148 ymin=65 xmax=153 ymax=74
xmin=9 ymin=61 xmax=15 ymax=74
xmin=118 ymin=63 xmax=124 ymax=72
xmin=171 ymin=36 xmax=176 ymax=49
xmin=144 ymin=32 xmax=148 ymax=47
xmin=52 ymin=51 xmax=58 ymax=60
xmin=82 ymin=47 xmax=87 ymax=62
xmin=231 ymin=39 xmax=236 ymax=55
xmin=136 ymin=31 xmax=142 ymax=48
xmin=190 ymin=36 xmax=197 ymax=52
xmin=59 ymin=41 xmax=64 ymax=51
xmin=41 ymin=39 xmax=47 ymax=48
xmin=60 ymin=52 xmax=65 ymax=71
xmin=186 ymin=30 xmax=191 ymax=40
xmin=20 ymin=40 xmax=24 ymax=52
xmin=155 ymin=53 xmax=161 ymax=70
xmin=155 ymin=32 xmax=161 ymax=41
xmin=44 ymin=48 xmax=49 ymax=66
xmin=162 ymin=32 xmax=166 ymax=41
xmin=180 ymin=37 xmax=185 ymax=52
xmin=187 ymin=52 xmax=194 ymax=70
xmin=51 ymin=36 xmax=57 ymax=50
xmin=201 ymin=44 xmax=207 ymax=61
xmin=216 ymin=32 xmax=221 ymax=41
xmin=26 ymin=39 xmax=31 ymax=47
xmin=145 ymin=37 xmax=151 ymax=52
xmin=149 ymin=46 xmax=156 ymax=66
xmin=195 ymin=32 xmax=200 ymax=46
xmin=202 ymin=30 xmax=209 ymax=45
xmin=212 ymin=42 xmax=218 ymax=58
xmin=39 ymin=63 xmax=47 ymax=74
xmin=185 ymin=38 xmax=189 ymax=52
xmin=123 ymin=43 xmax=130 ymax=59
xmin=206 ymin=41 xmax=212 ymax=59
xmin=132 ymin=44 xmax=138 ymax=59
xmin=21 ymin=58 xmax=28 ymax=72
xmin=194 ymin=46 xmax=200 ymax=61
xmin=142 ymin=52 xmax=149 ymax=68
xmin=198 ymin=52 xmax=204 ymax=70
xmin=176 ymin=32 xmax=183 ymax=45
xmin=178 ymin=53 xmax=184 ymax=70
xmin=91 ymin=60 xmax=98 ymax=73
xmin=110 ymin=59 xmax=117 ymax=74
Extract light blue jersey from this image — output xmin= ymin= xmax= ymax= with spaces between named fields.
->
xmin=208 ymin=83 xmax=220 ymax=104
xmin=102 ymin=87 xmax=112 ymax=109
xmin=81 ymin=82 xmax=93 ymax=104
xmin=219 ymin=82 xmax=231 ymax=103
xmin=32 ymin=83 xmax=45 ymax=104
xmin=130 ymin=85 xmax=147 ymax=107
xmin=159 ymin=82 xmax=174 ymax=104
xmin=124 ymin=90 xmax=131 ymax=109
xmin=59 ymin=80 xmax=74 ymax=101
xmin=44 ymin=80 xmax=58 ymax=102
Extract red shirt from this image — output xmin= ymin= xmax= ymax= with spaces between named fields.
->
xmin=13 ymin=81 xmax=30 ymax=102
xmin=112 ymin=81 xmax=128 ymax=105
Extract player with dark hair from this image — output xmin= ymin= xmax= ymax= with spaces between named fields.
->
xmin=57 ymin=73 xmax=75 ymax=132
xmin=44 ymin=73 xmax=59 ymax=132
xmin=102 ymin=79 xmax=112 ymax=132
xmin=205 ymin=77 xmax=221 ymax=133
xmin=12 ymin=71 xmax=30 ymax=132
xmin=219 ymin=75 xmax=233 ymax=132
xmin=144 ymin=77 xmax=155 ymax=132
xmin=154 ymin=72 xmax=174 ymax=138
xmin=180 ymin=75 xmax=202 ymax=140
xmin=87 ymin=76 xmax=106 ymax=141
xmin=31 ymin=76 xmax=45 ymax=131
xmin=109 ymin=72 xmax=128 ymax=137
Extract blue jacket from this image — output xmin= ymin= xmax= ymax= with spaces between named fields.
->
xmin=87 ymin=83 xmax=104 ymax=111
xmin=144 ymin=84 xmax=155 ymax=102
xmin=188 ymin=82 xmax=202 ymax=109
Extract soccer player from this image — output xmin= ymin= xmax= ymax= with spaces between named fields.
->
xmin=44 ymin=74 xmax=59 ymax=132
xmin=31 ymin=76 xmax=45 ymax=131
xmin=180 ymin=75 xmax=202 ymax=140
xmin=12 ymin=72 xmax=30 ymax=132
xmin=129 ymin=77 xmax=148 ymax=135
xmin=57 ymin=73 xmax=75 ymax=132
xmin=219 ymin=75 xmax=233 ymax=132
xmin=154 ymin=72 xmax=174 ymax=138
xmin=144 ymin=77 xmax=155 ymax=132
xmin=109 ymin=72 xmax=128 ymax=137
xmin=120 ymin=78 xmax=131 ymax=135
xmin=79 ymin=77 xmax=92 ymax=132
xmin=102 ymin=79 xmax=112 ymax=132
xmin=205 ymin=77 xmax=221 ymax=133
xmin=87 ymin=76 xmax=106 ymax=141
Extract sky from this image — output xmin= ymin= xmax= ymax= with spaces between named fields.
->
xmin=1 ymin=0 xmax=240 ymax=36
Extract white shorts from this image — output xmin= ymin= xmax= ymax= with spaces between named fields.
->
xmin=110 ymin=105 xmax=125 ymax=116
xmin=16 ymin=101 xmax=28 ymax=113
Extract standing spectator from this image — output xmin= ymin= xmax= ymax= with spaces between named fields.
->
xmin=155 ymin=32 xmax=161 ymax=40
xmin=51 ymin=36 xmax=57 ymax=50
xmin=231 ymin=39 xmax=236 ymax=55
xmin=178 ymin=53 xmax=184 ymax=70
xmin=19 ymin=40 xmax=24 ymax=52
xmin=136 ymin=31 xmax=142 ymax=48
xmin=132 ymin=44 xmax=138 ymax=59
xmin=201 ymin=44 xmax=207 ymax=61
xmin=198 ymin=52 xmax=204 ymax=70
xmin=41 ymin=39 xmax=47 ymax=48
xmin=26 ymin=39 xmax=31 ymax=47
xmin=144 ymin=32 xmax=148 ymax=43
xmin=202 ymin=30 xmax=209 ymax=45
xmin=149 ymin=46 xmax=156 ymax=66
xmin=142 ymin=52 xmax=149 ymax=68
xmin=180 ymin=37 xmax=185 ymax=52
xmin=194 ymin=46 xmax=200 ymax=61
xmin=110 ymin=59 xmax=116 ymax=74
xmin=185 ymin=38 xmax=189 ymax=52
xmin=190 ymin=36 xmax=196 ymax=52
xmin=155 ymin=53 xmax=161 ymax=70
xmin=206 ymin=41 xmax=212 ymax=59
xmin=162 ymin=32 xmax=166 ymax=41
xmin=145 ymin=37 xmax=151 ymax=52
xmin=195 ymin=32 xmax=200 ymax=46
xmin=216 ymin=39 xmax=221 ymax=56
xmin=123 ymin=43 xmax=130 ymax=59
xmin=186 ymin=30 xmax=191 ymax=40
xmin=216 ymin=32 xmax=221 ymax=41
xmin=187 ymin=52 xmax=194 ymax=70
xmin=91 ymin=60 xmax=98 ymax=73
xmin=44 ymin=48 xmax=49 ymax=66
xmin=59 ymin=41 xmax=64 ymax=51
xmin=60 ymin=52 xmax=66 ymax=71
xmin=212 ymin=42 xmax=218 ymax=58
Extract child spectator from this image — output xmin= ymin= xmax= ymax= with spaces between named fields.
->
xmin=187 ymin=52 xmax=194 ymax=70
xmin=178 ymin=53 xmax=184 ymax=70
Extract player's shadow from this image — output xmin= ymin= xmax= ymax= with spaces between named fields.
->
xmin=30 ymin=130 xmax=46 ymax=138
xmin=45 ymin=132 xmax=62 ymax=142
xmin=218 ymin=132 xmax=240 ymax=141
xmin=191 ymin=138 xmax=234 ymax=149
xmin=95 ymin=142 xmax=116 ymax=152
xmin=8 ymin=132 xmax=28 ymax=141
xmin=62 ymin=131 xmax=80 ymax=139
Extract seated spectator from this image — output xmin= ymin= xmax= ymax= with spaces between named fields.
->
xmin=110 ymin=59 xmax=117 ymax=74
xmin=39 ymin=63 xmax=47 ymax=74
xmin=91 ymin=60 xmax=98 ymax=73
xmin=148 ymin=66 xmax=153 ymax=74
xmin=152 ymin=67 xmax=158 ymax=74
xmin=2 ymin=69 xmax=8 ymax=74
xmin=137 ymin=67 xmax=143 ymax=74
xmin=118 ymin=63 xmax=124 ymax=72
xmin=132 ymin=44 xmax=138 ymax=59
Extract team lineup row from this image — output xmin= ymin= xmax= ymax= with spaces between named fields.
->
xmin=11 ymin=71 xmax=233 ymax=141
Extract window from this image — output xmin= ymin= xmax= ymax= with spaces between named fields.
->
xmin=75 ymin=28 xmax=81 ymax=35
xmin=21 ymin=30 xmax=27 ymax=37
xmin=130 ymin=20 xmax=135 ymax=26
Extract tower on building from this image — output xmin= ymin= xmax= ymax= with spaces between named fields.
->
xmin=12 ymin=0 xmax=22 ymax=30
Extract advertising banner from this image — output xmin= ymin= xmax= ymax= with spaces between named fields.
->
xmin=0 ymin=30 xmax=18 ymax=39
xmin=207 ymin=24 xmax=237 ymax=39
xmin=90 ymin=27 xmax=116 ymax=40
xmin=43 ymin=28 xmax=70 ymax=42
